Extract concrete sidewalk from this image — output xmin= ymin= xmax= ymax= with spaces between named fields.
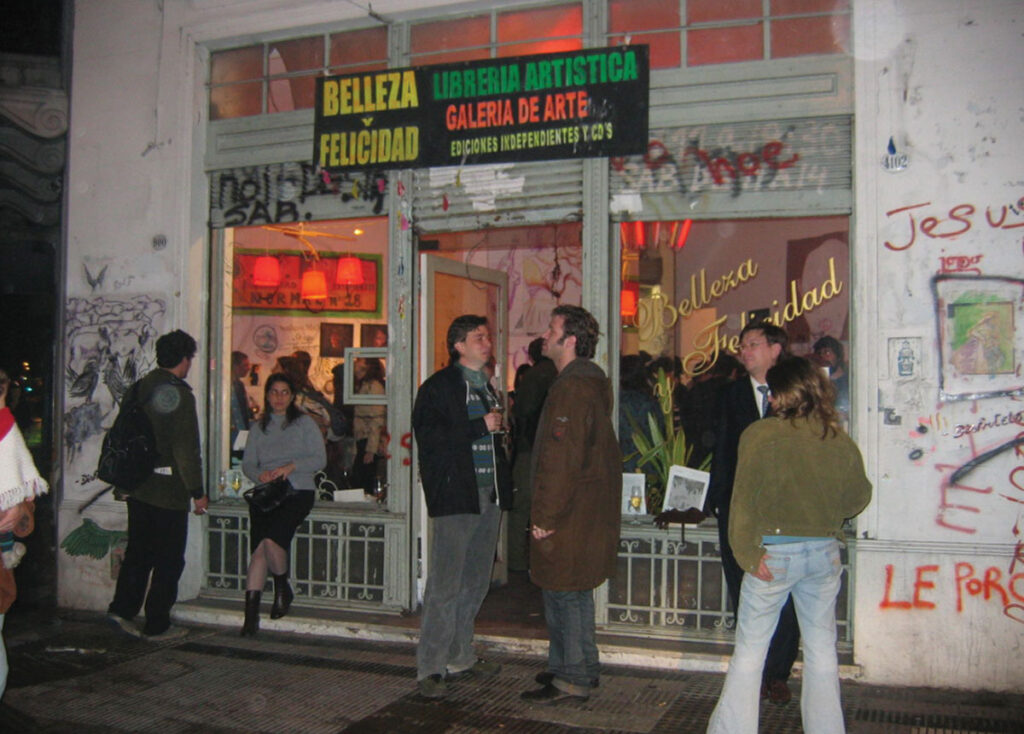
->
xmin=1 ymin=609 xmax=1021 ymax=733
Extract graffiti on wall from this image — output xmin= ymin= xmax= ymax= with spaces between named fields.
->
xmin=878 ymin=560 xmax=1024 ymax=624
xmin=610 ymin=117 xmax=846 ymax=200
xmin=64 ymin=295 xmax=166 ymax=480
xmin=883 ymin=197 xmax=1024 ymax=251
xmin=209 ymin=162 xmax=388 ymax=228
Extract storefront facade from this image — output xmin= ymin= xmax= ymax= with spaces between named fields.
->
xmin=58 ymin=0 xmax=1024 ymax=691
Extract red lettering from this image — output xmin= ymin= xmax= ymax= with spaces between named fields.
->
xmin=913 ymin=565 xmax=939 ymax=609
xmin=736 ymin=152 xmax=760 ymax=177
xmin=884 ymin=202 xmax=930 ymax=251
xmin=947 ymin=204 xmax=975 ymax=236
xmin=879 ymin=564 xmax=913 ymax=609
xmin=955 ymin=562 xmax=974 ymax=612
xmin=762 ymin=141 xmax=799 ymax=170
xmin=982 ymin=566 xmax=1010 ymax=606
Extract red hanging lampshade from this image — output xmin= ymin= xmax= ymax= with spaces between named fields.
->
xmin=300 ymin=269 xmax=328 ymax=300
xmin=335 ymin=256 xmax=364 ymax=286
xmin=252 ymin=255 xmax=281 ymax=287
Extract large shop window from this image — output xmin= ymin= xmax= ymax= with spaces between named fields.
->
xmin=218 ymin=218 xmax=389 ymax=503
xmin=619 ymin=217 xmax=850 ymax=513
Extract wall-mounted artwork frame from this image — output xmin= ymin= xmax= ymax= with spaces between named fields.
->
xmin=320 ymin=322 xmax=354 ymax=357
xmin=343 ymin=347 xmax=388 ymax=405
xmin=360 ymin=323 xmax=388 ymax=348
xmin=664 ymin=465 xmax=711 ymax=513
xmin=933 ymin=274 xmax=1024 ymax=401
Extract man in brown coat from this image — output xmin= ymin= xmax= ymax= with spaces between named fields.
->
xmin=521 ymin=305 xmax=621 ymax=704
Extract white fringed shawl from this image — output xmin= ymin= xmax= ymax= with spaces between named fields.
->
xmin=0 ymin=407 xmax=49 ymax=511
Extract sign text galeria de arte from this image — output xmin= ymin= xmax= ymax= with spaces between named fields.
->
xmin=313 ymin=47 xmax=650 ymax=171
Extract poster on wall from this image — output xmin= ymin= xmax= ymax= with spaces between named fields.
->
xmin=933 ymin=274 xmax=1024 ymax=401
xmin=313 ymin=46 xmax=649 ymax=171
xmin=233 ymin=250 xmax=381 ymax=317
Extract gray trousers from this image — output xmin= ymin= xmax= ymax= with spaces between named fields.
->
xmin=416 ymin=494 xmax=501 ymax=680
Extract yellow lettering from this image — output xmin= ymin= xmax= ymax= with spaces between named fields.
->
xmin=322 ymin=81 xmax=339 ymax=116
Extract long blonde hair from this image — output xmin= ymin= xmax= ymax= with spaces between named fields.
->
xmin=766 ymin=356 xmax=841 ymax=438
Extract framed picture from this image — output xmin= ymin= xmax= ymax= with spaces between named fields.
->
xmin=320 ymin=323 xmax=354 ymax=358
xmin=361 ymin=323 xmax=388 ymax=348
xmin=664 ymin=465 xmax=711 ymax=513
xmin=933 ymin=275 xmax=1024 ymax=401
xmin=621 ymin=473 xmax=647 ymax=516
xmin=342 ymin=347 xmax=388 ymax=405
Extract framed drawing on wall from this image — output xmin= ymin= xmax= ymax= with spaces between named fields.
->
xmin=361 ymin=323 xmax=388 ymax=348
xmin=933 ymin=275 xmax=1024 ymax=401
xmin=342 ymin=347 xmax=388 ymax=405
xmin=320 ymin=323 xmax=354 ymax=358
xmin=664 ymin=465 xmax=711 ymax=513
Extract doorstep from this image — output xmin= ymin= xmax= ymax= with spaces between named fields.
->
xmin=175 ymin=598 xmax=863 ymax=681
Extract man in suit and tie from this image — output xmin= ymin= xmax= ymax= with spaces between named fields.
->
xmin=706 ymin=322 xmax=800 ymax=705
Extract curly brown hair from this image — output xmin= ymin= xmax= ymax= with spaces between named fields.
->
xmin=765 ymin=356 xmax=841 ymax=438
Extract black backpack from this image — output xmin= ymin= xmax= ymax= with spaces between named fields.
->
xmin=96 ymin=380 xmax=158 ymax=490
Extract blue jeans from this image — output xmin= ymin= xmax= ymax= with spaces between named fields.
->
xmin=416 ymin=496 xmax=501 ymax=680
xmin=542 ymin=589 xmax=599 ymax=694
xmin=708 ymin=539 xmax=845 ymax=734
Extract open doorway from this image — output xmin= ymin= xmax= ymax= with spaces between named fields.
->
xmin=415 ymin=222 xmax=583 ymax=635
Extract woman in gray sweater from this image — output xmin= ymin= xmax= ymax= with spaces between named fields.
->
xmin=240 ymin=372 xmax=326 ymax=636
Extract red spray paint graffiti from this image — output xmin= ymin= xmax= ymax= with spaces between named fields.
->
xmin=884 ymin=199 xmax=1024 ymax=251
xmin=878 ymin=562 xmax=1024 ymax=624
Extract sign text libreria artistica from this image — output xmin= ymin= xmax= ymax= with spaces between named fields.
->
xmin=313 ymin=46 xmax=649 ymax=171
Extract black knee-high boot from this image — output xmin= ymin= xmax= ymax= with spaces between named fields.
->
xmin=240 ymin=590 xmax=261 ymax=637
xmin=270 ymin=574 xmax=293 ymax=619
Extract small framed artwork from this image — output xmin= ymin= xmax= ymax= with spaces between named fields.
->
xmin=361 ymin=323 xmax=388 ymax=348
xmin=621 ymin=473 xmax=647 ymax=516
xmin=664 ymin=465 xmax=711 ymax=513
xmin=320 ymin=323 xmax=354 ymax=358
xmin=343 ymin=347 xmax=388 ymax=405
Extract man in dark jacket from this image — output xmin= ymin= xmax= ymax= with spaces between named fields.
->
xmin=521 ymin=306 xmax=621 ymax=704
xmin=412 ymin=315 xmax=513 ymax=699
xmin=107 ymin=329 xmax=207 ymax=640
xmin=705 ymin=322 xmax=800 ymax=705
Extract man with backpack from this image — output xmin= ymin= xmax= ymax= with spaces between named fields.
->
xmin=106 ymin=329 xmax=207 ymax=640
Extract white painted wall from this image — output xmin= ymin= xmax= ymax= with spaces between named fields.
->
xmin=853 ymin=0 xmax=1024 ymax=690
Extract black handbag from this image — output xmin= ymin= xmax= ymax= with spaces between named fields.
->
xmin=242 ymin=476 xmax=297 ymax=513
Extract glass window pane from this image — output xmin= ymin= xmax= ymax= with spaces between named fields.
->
xmin=268 ymin=74 xmax=317 ymax=113
xmin=498 ymin=38 xmax=582 ymax=58
xmin=608 ymin=32 xmax=680 ymax=69
xmin=330 ymin=27 xmax=389 ymax=68
xmin=771 ymin=15 xmax=850 ymax=57
xmin=210 ymin=81 xmax=262 ymax=120
xmin=610 ymin=0 xmax=679 ymax=31
xmin=411 ymin=15 xmax=490 ymax=55
xmin=687 ymin=24 xmax=763 ymax=65
xmin=688 ymin=0 xmax=762 ymax=24
xmin=772 ymin=0 xmax=850 ymax=14
xmin=210 ymin=45 xmax=262 ymax=84
xmin=498 ymin=4 xmax=582 ymax=43
xmin=413 ymin=47 xmax=490 ymax=68
xmin=269 ymin=36 xmax=323 ymax=73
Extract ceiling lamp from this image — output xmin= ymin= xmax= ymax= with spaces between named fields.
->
xmin=300 ymin=269 xmax=327 ymax=301
xmin=335 ymin=256 xmax=364 ymax=286
xmin=252 ymin=255 xmax=281 ymax=287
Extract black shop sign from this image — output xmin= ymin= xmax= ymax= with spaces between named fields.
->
xmin=313 ymin=46 xmax=649 ymax=172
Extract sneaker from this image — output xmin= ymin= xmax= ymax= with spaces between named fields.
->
xmin=143 ymin=625 xmax=189 ymax=641
xmin=417 ymin=673 xmax=447 ymax=699
xmin=446 ymin=658 xmax=501 ymax=680
xmin=107 ymin=613 xmax=142 ymax=638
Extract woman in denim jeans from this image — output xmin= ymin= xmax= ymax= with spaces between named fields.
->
xmin=707 ymin=356 xmax=872 ymax=733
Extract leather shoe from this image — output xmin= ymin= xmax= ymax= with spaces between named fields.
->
xmin=535 ymin=671 xmax=599 ymax=688
xmin=520 ymin=683 xmax=588 ymax=704
xmin=764 ymin=678 xmax=792 ymax=705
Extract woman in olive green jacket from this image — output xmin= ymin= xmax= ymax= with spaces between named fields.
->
xmin=708 ymin=356 xmax=871 ymax=734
